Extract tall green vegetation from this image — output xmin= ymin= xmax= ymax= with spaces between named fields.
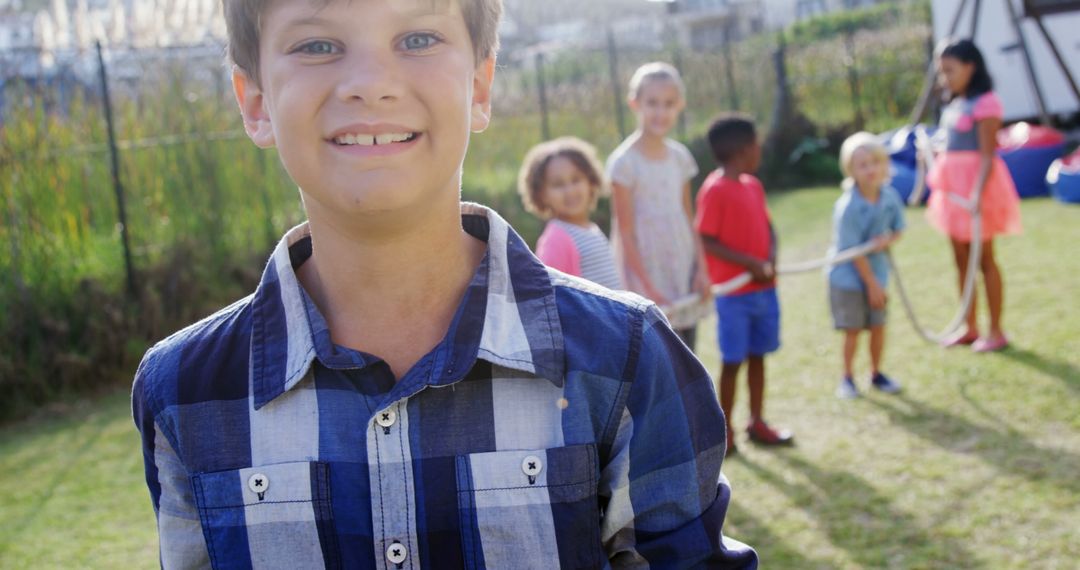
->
xmin=1 ymin=60 xmax=304 ymax=420
xmin=1 ymin=4 xmax=933 ymax=420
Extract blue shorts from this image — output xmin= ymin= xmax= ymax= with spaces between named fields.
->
xmin=715 ymin=288 xmax=781 ymax=364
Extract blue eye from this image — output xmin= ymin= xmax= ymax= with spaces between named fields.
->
xmin=402 ymin=33 xmax=440 ymax=52
xmin=296 ymin=40 xmax=337 ymax=56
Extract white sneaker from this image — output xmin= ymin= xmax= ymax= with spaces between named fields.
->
xmin=836 ymin=376 xmax=860 ymax=399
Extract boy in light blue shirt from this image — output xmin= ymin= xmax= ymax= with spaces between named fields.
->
xmin=829 ymin=132 xmax=906 ymax=399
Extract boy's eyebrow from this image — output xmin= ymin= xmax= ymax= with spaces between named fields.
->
xmin=277 ymin=1 xmax=452 ymax=31
xmin=395 ymin=0 xmax=453 ymax=16
xmin=281 ymin=15 xmax=335 ymax=29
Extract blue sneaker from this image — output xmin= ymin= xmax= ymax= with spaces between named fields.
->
xmin=836 ymin=376 xmax=860 ymax=399
xmin=871 ymin=372 xmax=902 ymax=394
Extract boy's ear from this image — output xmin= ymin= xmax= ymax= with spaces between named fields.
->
xmin=470 ymin=56 xmax=496 ymax=133
xmin=232 ymin=66 xmax=276 ymax=149
xmin=626 ymin=96 xmax=639 ymax=113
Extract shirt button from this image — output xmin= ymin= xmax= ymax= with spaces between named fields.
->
xmin=376 ymin=409 xmax=397 ymax=428
xmin=247 ymin=473 xmax=269 ymax=494
xmin=521 ymin=455 xmax=543 ymax=477
xmin=386 ymin=542 xmax=408 ymax=565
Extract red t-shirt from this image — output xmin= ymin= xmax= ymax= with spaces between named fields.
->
xmin=694 ymin=171 xmax=775 ymax=294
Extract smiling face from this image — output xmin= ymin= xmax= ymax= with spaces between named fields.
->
xmin=233 ymin=0 xmax=495 ymax=226
xmin=937 ymin=55 xmax=975 ymax=97
xmin=849 ymin=147 xmax=887 ymax=193
xmin=538 ymin=155 xmax=595 ymax=225
xmin=630 ymin=78 xmax=684 ymax=139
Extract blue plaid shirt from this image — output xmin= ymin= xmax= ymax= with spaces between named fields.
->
xmin=133 ymin=204 xmax=757 ymax=569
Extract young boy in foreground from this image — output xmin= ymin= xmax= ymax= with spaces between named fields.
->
xmin=131 ymin=0 xmax=757 ymax=568
xmin=695 ymin=115 xmax=793 ymax=457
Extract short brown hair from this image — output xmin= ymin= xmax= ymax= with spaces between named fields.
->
xmin=224 ymin=0 xmax=502 ymax=84
xmin=517 ymin=137 xmax=606 ymax=219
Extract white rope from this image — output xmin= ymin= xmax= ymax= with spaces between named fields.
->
xmin=907 ymin=126 xmax=936 ymax=207
xmin=663 ymin=128 xmax=988 ymax=345
xmin=662 ymin=238 xmax=883 ymax=319
xmin=889 ymin=126 xmax=986 ymax=344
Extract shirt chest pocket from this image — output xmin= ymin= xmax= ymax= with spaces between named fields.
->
xmin=191 ymin=461 xmax=341 ymax=570
xmin=456 ymin=444 xmax=602 ymax=570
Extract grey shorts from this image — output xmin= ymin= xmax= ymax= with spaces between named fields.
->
xmin=829 ymin=286 xmax=886 ymax=330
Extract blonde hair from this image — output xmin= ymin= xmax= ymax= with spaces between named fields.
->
xmin=839 ymin=131 xmax=889 ymax=186
xmin=224 ymin=0 xmax=502 ymax=85
xmin=628 ymin=62 xmax=686 ymax=100
xmin=517 ymin=137 xmax=606 ymax=220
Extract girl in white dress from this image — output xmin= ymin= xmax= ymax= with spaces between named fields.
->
xmin=607 ymin=63 xmax=711 ymax=349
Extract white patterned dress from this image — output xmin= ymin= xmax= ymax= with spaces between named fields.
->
xmin=607 ymin=138 xmax=708 ymax=330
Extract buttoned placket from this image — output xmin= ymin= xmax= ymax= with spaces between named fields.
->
xmin=368 ymin=399 xmax=420 ymax=569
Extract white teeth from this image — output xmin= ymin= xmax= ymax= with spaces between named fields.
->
xmin=336 ymin=133 xmax=413 ymax=146
xmin=374 ymin=133 xmax=413 ymax=144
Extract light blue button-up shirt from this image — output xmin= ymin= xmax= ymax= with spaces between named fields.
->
xmin=828 ymin=186 xmax=907 ymax=291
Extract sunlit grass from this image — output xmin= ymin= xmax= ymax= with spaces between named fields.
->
xmin=706 ymin=190 xmax=1080 ymax=569
xmin=1 ymin=192 xmax=1076 ymax=568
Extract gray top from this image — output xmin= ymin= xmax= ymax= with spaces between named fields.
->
xmin=941 ymin=92 xmax=1003 ymax=152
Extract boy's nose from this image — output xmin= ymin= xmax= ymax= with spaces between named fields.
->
xmin=335 ymin=52 xmax=403 ymax=105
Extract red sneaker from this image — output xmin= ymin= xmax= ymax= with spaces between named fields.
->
xmin=746 ymin=420 xmax=794 ymax=446
xmin=941 ymin=331 xmax=979 ymax=348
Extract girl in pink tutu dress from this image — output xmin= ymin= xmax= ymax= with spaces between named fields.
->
xmin=928 ymin=39 xmax=1021 ymax=352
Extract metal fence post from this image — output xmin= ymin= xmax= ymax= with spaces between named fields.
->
xmin=606 ymin=28 xmax=627 ymax=140
xmin=535 ymin=52 xmax=552 ymax=141
xmin=844 ymin=29 xmax=865 ymax=129
xmin=764 ymin=33 xmax=794 ymax=163
xmin=96 ymin=41 xmax=137 ymax=300
xmin=722 ymin=23 xmax=740 ymax=111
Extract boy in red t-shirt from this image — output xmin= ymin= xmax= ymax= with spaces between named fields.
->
xmin=695 ymin=114 xmax=793 ymax=456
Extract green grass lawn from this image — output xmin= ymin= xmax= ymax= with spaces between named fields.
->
xmin=1 ymin=189 xmax=1077 ymax=569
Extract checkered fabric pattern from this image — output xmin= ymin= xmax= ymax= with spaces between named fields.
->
xmin=133 ymin=204 xmax=758 ymax=569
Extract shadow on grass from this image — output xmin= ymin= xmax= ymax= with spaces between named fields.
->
xmin=737 ymin=452 xmax=984 ymax=569
xmin=868 ymin=394 xmax=1080 ymax=494
xmin=725 ymin=500 xmax=834 ymax=570
xmin=997 ymin=347 xmax=1080 ymax=394
xmin=0 ymin=400 xmax=116 ymax=546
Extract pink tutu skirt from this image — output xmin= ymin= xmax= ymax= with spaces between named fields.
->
xmin=926 ymin=151 xmax=1023 ymax=242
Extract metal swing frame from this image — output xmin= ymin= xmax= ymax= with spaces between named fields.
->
xmin=909 ymin=0 xmax=1080 ymax=127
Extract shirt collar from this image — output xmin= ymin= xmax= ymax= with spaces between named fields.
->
xmin=845 ymin=185 xmax=880 ymax=208
xmin=248 ymin=203 xmax=565 ymax=410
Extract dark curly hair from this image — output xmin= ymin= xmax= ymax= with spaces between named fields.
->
xmin=517 ymin=137 xmax=606 ymax=220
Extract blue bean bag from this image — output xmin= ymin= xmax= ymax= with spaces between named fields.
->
xmin=997 ymin=123 xmax=1065 ymax=198
xmin=1048 ymin=150 xmax=1080 ymax=204
xmin=888 ymin=161 xmax=925 ymax=205
xmin=884 ymin=124 xmax=937 ymax=170
xmin=885 ymin=126 xmax=919 ymax=169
